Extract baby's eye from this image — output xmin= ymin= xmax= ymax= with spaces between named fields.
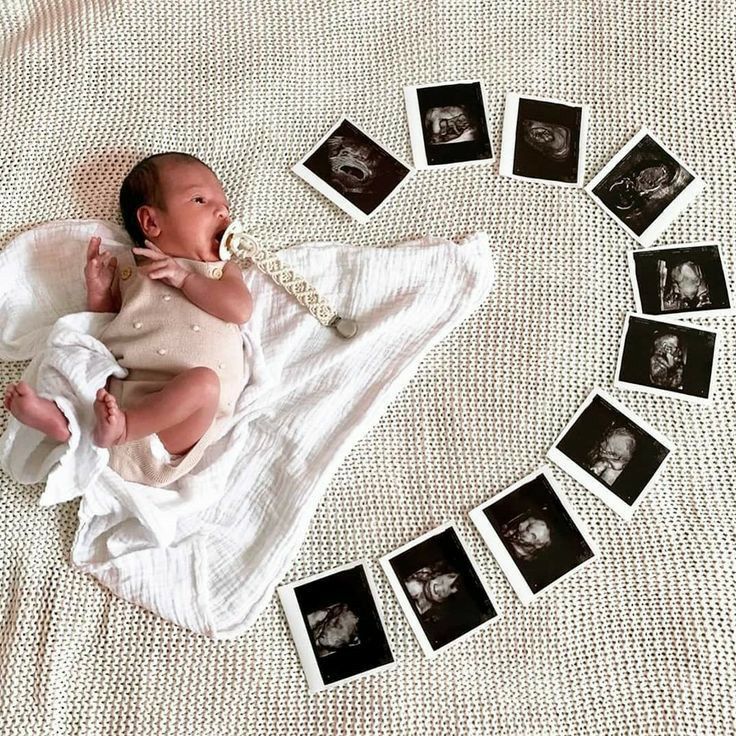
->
xmin=192 ymin=196 xmax=206 ymax=203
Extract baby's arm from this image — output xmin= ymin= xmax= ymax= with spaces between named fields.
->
xmin=133 ymin=242 xmax=251 ymax=324
xmin=84 ymin=236 xmax=121 ymax=313
xmin=180 ymin=261 xmax=252 ymax=324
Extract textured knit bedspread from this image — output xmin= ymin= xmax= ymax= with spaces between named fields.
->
xmin=1 ymin=1 xmax=734 ymax=735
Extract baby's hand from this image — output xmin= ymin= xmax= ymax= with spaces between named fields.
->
xmin=84 ymin=236 xmax=118 ymax=297
xmin=133 ymin=241 xmax=191 ymax=289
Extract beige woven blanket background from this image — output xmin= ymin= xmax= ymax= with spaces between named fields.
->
xmin=1 ymin=1 xmax=734 ymax=734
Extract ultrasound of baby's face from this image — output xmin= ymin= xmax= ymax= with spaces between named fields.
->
xmin=306 ymin=602 xmax=361 ymax=658
xmin=586 ymin=425 xmax=637 ymax=486
xmin=403 ymin=563 xmax=461 ymax=617
xmin=648 ymin=333 xmax=686 ymax=390
xmin=660 ymin=260 xmax=712 ymax=312
xmin=500 ymin=513 xmax=552 ymax=560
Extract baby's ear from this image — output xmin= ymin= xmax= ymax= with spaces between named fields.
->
xmin=136 ymin=205 xmax=160 ymax=235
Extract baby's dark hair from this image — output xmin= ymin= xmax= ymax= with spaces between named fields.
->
xmin=119 ymin=152 xmax=214 ymax=248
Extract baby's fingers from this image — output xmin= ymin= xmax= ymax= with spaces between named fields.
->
xmin=142 ymin=262 xmax=170 ymax=278
xmin=143 ymin=262 xmax=185 ymax=287
xmin=86 ymin=235 xmax=101 ymax=261
xmin=84 ymin=256 xmax=102 ymax=276
xmin=143 ymin=239 xmax=164 ymax=253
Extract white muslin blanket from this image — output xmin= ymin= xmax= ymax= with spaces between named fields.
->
xmin=0 ymin=219 xmax=495 ymax=639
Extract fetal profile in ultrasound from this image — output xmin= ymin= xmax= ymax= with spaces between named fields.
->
xmin=587 ymin=129 xmax=702 ymax=245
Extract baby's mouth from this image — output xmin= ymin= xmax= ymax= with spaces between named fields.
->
xmin=212 ymin=227 xmax=228 ymax=247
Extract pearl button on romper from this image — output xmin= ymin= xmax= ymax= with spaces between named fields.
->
xmin=98 ymin=249 xmax=247 ymax=487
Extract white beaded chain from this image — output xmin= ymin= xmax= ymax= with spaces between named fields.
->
xmin=218 ymin=220 xmax=358 ymax=339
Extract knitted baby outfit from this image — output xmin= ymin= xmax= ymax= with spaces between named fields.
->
xmin=98 ymin=249 xmax=248 ymax=486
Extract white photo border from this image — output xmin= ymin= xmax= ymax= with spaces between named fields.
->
xmin=546 ymin=387 xmax=676 ymax=521
xmin=277 ymin=559 xmax=396 ymax=693
xmin=469 ymin=466 xmax=599 ymax=606
xmin=614 ymin=311 xmax=720 ymax=405
xmin=627 ymin=241 xmax=734 ymax=318
xmin=499 ymin=92 xmax=590 ymax=188
xmin=585 ymin=128 xmax=705 ymax=247
xmin=379 ymin=521 xmax=501 ymax=659
xmin=403 ymin=79 xmax=495 ymax=170
xmin=292 ymin=116 xmax=415 ymax=224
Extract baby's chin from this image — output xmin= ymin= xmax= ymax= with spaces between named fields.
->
xmin=155 ymin=237 xmax=220 ymax=258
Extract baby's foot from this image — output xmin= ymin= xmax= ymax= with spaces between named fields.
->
xmin=93 ymin=388 xmax=127 ymax=448
xmin=3 ymin=381 xmax=71 ymax=442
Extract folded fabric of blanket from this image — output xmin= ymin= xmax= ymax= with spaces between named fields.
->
xmin=0 ymin=219 xmax=495 ymax=638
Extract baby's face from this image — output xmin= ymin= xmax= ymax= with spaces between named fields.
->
xmin=142 ymin=161 xmax=231 ymax=260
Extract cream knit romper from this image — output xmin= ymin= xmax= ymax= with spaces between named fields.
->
xmin=98 ymin=248 xmax=247 ymax=487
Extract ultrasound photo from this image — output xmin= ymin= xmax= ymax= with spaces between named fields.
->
xmin=615 ymin=314 xmax=719 ymax=403
xmin=500 ymin=93 xmax=588 ymax=186
xmin=586 ymin=129 xmax=703 ymax=246
xmin=404 ymin=80 xmax=494 ymax=169
xmin=380 ymin=523 xmax=499 ymax=658
xmin=277 ymin=561 xmax=395 ymax=692
xmin=293 ymin=117 xmax=414 ymax=223
xmin=470 ymin=469 xmax=597 ymax=605
xmin=629 ymin=242 xmax=733 ymax=317
xmin=548 ymin=389 xmax=674 ymax=520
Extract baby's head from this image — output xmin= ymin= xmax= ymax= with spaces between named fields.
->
xmin=119 ymin=152 xmax=231 ymax=259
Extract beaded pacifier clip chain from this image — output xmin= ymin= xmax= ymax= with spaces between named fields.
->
xmin=218 ymin=220 xmax=359 ymax=339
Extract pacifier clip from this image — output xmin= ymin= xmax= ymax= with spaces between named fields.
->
xmin=218 ymin=220 xmax=358 ymax=339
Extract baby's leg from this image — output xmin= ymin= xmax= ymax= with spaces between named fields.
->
xmin=3 ymin=381 xmax=71 ymax=442
xmin=93 ymin=367 xmax=220 ymax=456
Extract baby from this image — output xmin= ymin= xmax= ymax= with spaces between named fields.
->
xmin=3 ymin=152 xmax=251 ymax=486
